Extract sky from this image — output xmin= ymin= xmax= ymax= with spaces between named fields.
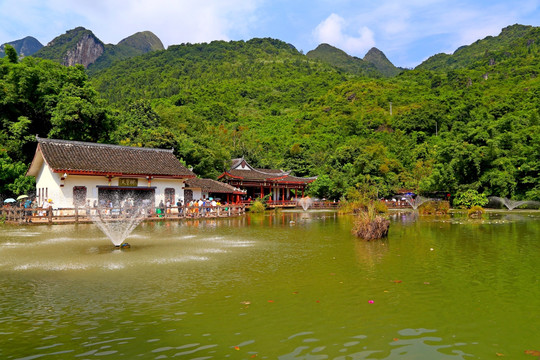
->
xmin=1 ymin=0 xmax=539 ymax=68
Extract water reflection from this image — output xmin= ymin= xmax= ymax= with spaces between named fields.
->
xmin=1 ymin=210 xmax=539 ymax=359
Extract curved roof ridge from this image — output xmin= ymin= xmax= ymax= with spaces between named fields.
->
xmin=36 ymin=136 xmax=174 ymax=153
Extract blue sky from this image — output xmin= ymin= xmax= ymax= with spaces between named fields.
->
xmin=1 ymin=0 xmax=539 ymax=68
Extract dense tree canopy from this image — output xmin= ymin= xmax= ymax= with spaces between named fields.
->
xmin=1 ymin=28 xmax=540 ymax=203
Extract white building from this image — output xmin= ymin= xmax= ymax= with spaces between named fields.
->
xmin=26 ymin=137 xmax=195 ymax=208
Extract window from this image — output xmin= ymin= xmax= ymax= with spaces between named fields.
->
xmin=73 ymin=186 xmax=87 ymax=206
xmin=165 ymin=188 xmax=175 ymax=204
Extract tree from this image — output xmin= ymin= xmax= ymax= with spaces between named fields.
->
xmin=4 ymin=44 xmax=18 ymax=64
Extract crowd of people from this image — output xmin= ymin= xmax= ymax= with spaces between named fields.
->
xmin=2 ymin=195 xmax=236 ymax=222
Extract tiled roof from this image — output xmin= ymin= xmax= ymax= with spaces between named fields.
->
xmin=223 ymin=169 xmax=315 ymax=183
xmin=226 ymin=169 xmax=286 ymax=180
xmin=220 ymin=158 xmax=316 ymax=184
xmin=185 ymin=178 xmax=245 ymax=194
xmin=30 ymin=137 xmax=195 ymax=177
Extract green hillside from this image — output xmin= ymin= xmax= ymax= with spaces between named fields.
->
xmin=87 ymin=31 xmax=164 ymax=75
xmin=306 ymin=43 xmax=381 ymax=77
xmin=417 ymin=24 xmax=540 ymax=70
xmin=1 ymin=25 xmax=540 ymax=203
xmin=363 ymin=47 xmax=404 ymax=77
xmin=33 ymin=27 xmax=102 ymax=64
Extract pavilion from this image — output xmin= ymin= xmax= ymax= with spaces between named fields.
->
xmin=218 ymin=158 xmax=316 ymax=204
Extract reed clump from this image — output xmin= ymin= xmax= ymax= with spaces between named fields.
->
xmin=351 ymin=201 xmax=390 ymax=240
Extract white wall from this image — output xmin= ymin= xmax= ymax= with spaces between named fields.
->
xmin=35 ymin=164 xmax=188 ymax=208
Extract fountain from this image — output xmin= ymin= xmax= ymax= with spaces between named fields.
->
xmin=403 ymin=195 xmax=430 ymax=210
xmin=89 ymin=195 xmax=148 ymax=247
xmin=489 ymin=196 xmax=539 ymax=210
xmin=297 ymin=196 xmax=313 ymax=211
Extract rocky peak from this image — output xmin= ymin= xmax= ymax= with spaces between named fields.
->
xmin=62 ymin=33 xmax=104 ymax=67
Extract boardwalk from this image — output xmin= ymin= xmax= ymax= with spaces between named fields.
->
xmin=1 ymin=200 xmax=341 ymax=225
xmin=0 ymin=205 xmax=246 ymax=225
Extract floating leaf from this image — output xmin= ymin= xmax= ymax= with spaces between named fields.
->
xmin=393 ymin=280 xmax=402 ymax=283
xmin=525 ymin=350 xmax=540 ymax=356
xmin=268 ymin=300 xmax=274 ymax=303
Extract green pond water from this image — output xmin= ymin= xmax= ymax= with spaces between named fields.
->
xmin=0 ymin=210 xmax=539 ymax=359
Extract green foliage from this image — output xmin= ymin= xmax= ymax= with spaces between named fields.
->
xmin=4 ymin=44 xmax=18 ymax=64
xmin=249 ymin=200 xmax=266 ymax=213
xmin=418 ymin=201 xmax=450 ymax=215
xmin=453 ymin=189 xmax=489 ymax=209
xmin=33 ymin=27 xmax=103 ymax=64
xmin=0 ymin=149 xmax=34 ymax=197
xmin=306 ymin=43 xmax=381 ymax=77
xmin=467 ymin=205 xmax=485 ymax=218
xmin=87 ymin=31 xmax=164 ymax=75
xmin=2 ymin=26 xmax=540 ymax=201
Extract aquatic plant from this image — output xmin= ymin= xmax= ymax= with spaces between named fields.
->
xmin=467 ymin=205 xmax=485 ymax=218
xmin=351 ymin=201 xmax=390 ymax=240
xmin=249 ymin=200 xmax=266 ymax=213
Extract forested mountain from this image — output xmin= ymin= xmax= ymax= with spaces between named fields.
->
xmin=1 ymin=24 xmax=540 ymax=203
xmin=33 ymin=27 xmax=105 ymax=68
xmin=32 ymin=27 xmax=164 ymax=70
xmin=0 ymin=36 xmax=43 ymax=58
xmin=306 ymin=43 xmax=381 ymax=77
xmin=417 ymin=24 xmax=540 ymax=70
xmin=87 ymin=31 xmax=164 ymax=74
xmin=363 ymin=47 xmax=404 ymax=77
xmin=306 ymin=44 xmax=402 ymax=77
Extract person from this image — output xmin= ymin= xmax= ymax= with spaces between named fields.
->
xmin=24 ymin=198 xmax=32 ymax=222
xmin=42 ymin=199 xmax=52 ymax=217
xmin=166 ymin=199 xmax=171 ymax=214
xmin=176 ymin=199 xmax=183 ymax=217
xmin=158 ymin=200 xmax=165 ymax=217
xmin=31 ymin=198 xmax=38 ymax=217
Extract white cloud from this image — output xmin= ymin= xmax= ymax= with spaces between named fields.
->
xmin=0 ymin=0 xmax=262 ymax=47
xmin=313 ymin=13 xmax=375 ymax=56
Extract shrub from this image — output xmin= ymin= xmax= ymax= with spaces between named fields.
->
xmin=249 ymin=200 xmax=266 ymax=213
xmin=453 ymin=189 xmax=488 ymax=209
xmin=418 ymin=200 xmax=450 ymax=215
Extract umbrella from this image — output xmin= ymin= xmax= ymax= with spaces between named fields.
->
xmin=3 ymin=198 xmax=16 ymax=203
xmin=16 ymin=195 xmax=28 ymax=201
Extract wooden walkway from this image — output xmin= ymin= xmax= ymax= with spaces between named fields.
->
xmin=1 ymin=201 xmax=341 ymax=225
xmin=0 ymin=205 xmax=246 ymax=225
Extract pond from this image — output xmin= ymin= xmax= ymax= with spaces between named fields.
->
xmin=0 ymin=210 xmax=539 ymax=359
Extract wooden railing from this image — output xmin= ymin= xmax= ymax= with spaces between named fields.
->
xmin=0 ymin=204 xmax=246 ymax=224
xmin=238 ymin=199 xmax=340 ymax=209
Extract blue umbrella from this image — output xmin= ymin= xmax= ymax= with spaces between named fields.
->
xmin=3 ymin=198 xmax=16 ymax=203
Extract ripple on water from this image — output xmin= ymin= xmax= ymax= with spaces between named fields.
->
xmin=13 ymin=263 xmax=89 ymax=271
xmin=150 ymin=256 xmax=209 ymax=264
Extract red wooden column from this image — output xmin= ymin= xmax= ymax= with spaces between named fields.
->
xmin=260 ymin=185 xmax=264 ymax=199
